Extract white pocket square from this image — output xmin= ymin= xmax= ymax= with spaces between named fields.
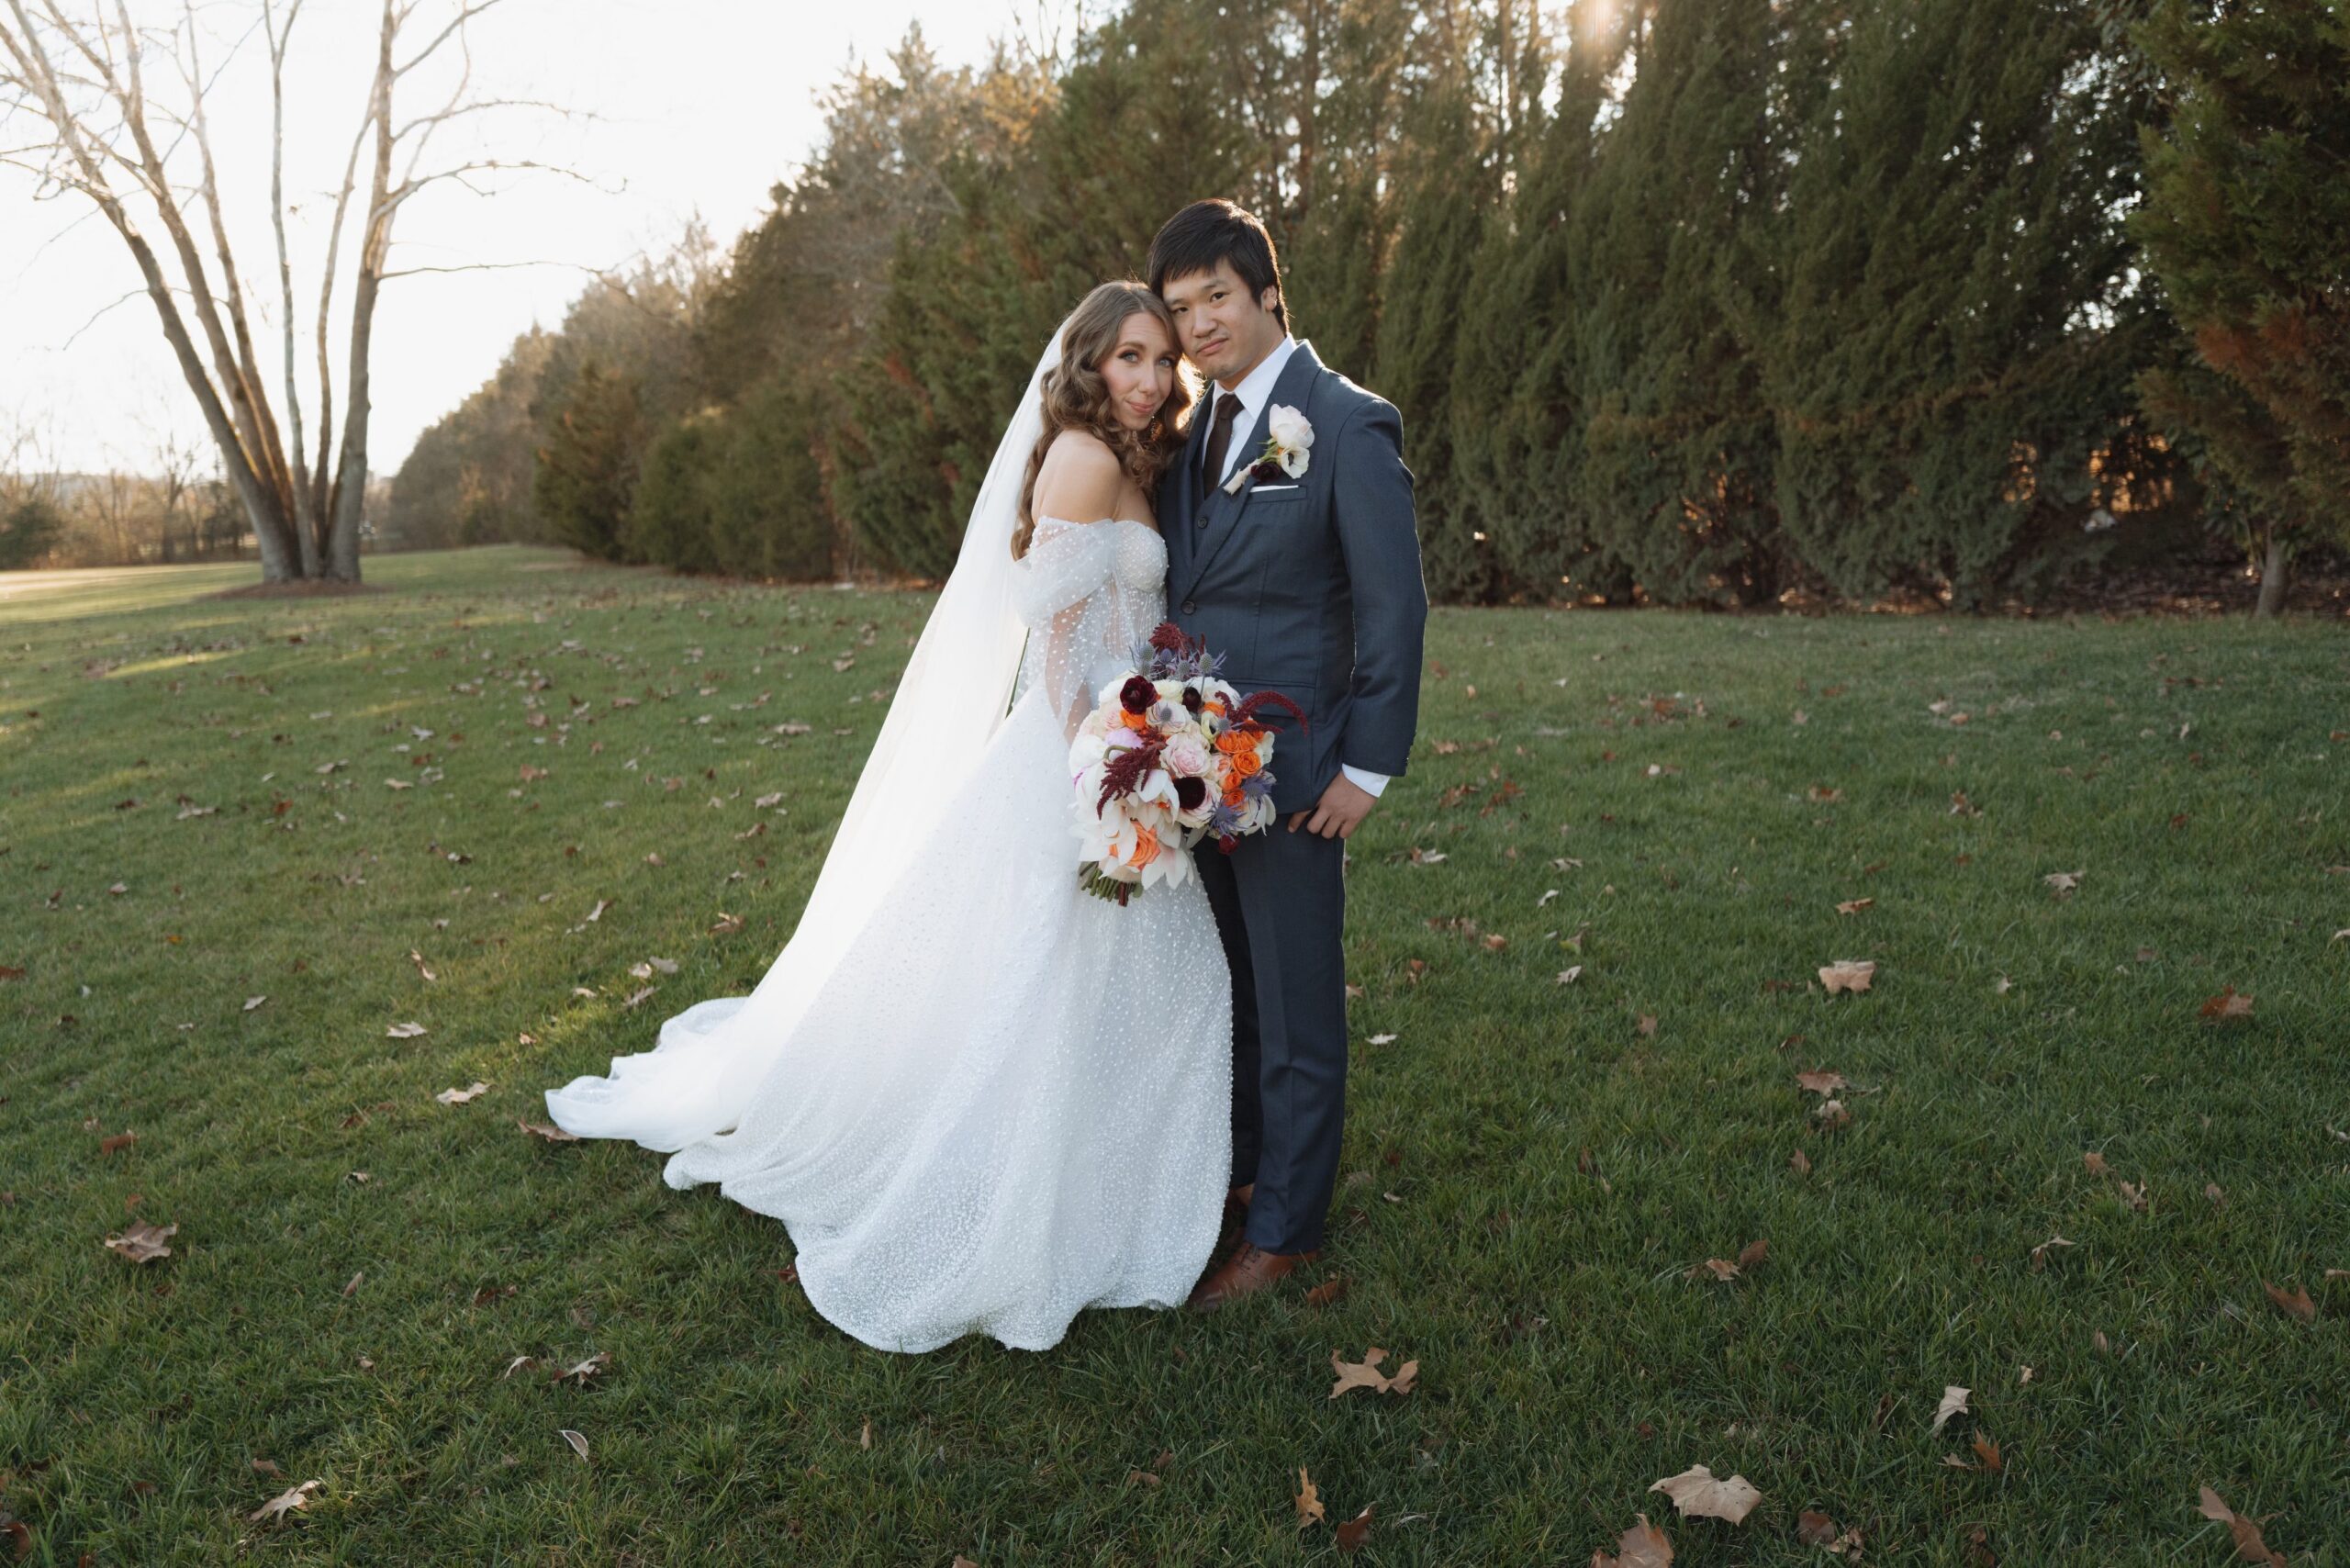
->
xmin=1250 ymin=484 xmax=1302 ymax=494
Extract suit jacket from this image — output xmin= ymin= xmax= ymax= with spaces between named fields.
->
xmin=1158 ymin=340 xmax=1428 ymax=817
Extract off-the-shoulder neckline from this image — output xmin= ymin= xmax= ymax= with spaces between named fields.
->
xmin=1033 ymin=515 xmax=1161 ymax=535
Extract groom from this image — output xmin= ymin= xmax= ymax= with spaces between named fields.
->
xmin=1150 ymin=199 xmax=1428 ymax=1308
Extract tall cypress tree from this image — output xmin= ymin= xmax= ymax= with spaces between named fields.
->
xmin=1449 ymin=0 xmax=1642 ymax=603
xmin=532 ymin=362 xmax=644 ymax=562
xmin=1757 ymin=0 xmax=2156 ymax=607
xmin=1565 ymin=0 xmax=1783 ymax=606
xmin=1375 ymin=89 xmax=1504 ymax=599
xmin=2130 ymin=0 xmax=2350 ymax=614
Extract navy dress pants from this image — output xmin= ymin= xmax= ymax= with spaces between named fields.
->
xmin=1193 ymin=817 xmax=1348 ymax=1255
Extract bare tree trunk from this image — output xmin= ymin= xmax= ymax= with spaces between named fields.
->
xmin=0 ymin=0 xmax=301 ymax=579
xmin=2254 ymin=528 xmax=2289 ymax=617
xmin=264 ymin=0 xmax=319 ymax=569
xmin=6 ymin=0 xmax=554 ymax=584
xmin=324 ymin=2 xmax=397 ymax=582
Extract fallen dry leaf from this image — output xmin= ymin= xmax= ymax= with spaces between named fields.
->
xmin=386 ymin=1021 xmax=427 ymax=1038
xmin=434 ymin=1081 xmax=489 ymax=1105
xmin=2042 ymin=869 xmax=2083 ymax=898
xmin=1796 ymin=1509 xmax=1841 ymax=1545
xmin=1818 ymin=959 xmax=1875 ymax=995
xmin=560 ymin=1428 xmax=589 ymax=1462
xmin=1649 ymin=1463 xmax=1762 ymax=1525
xmin=1835 ymin=898 xmax=1874 ymax=915
xmin=1330 ymin=1347 xmax=1418 ymax=1398
xmin=1593 ymin=1513 xmax=1674 ymax=1568
xmin=2199 ymin=987 xmax=2254 ymax=1022
xmin=1933 ymin=1385 xmax=1972 ymax=1433
xmin=1304 ymin=1275 xmax=1350 ymax=1308
xmin=247 ymin=1478 xmax=320 ymax=1522
xmin=1971 ymin=1436 xmax=2004 ymax=1473
xmin=2031 ymin=1235 xmax=2075 ymax=1270
xmin=1796 ymin=1070 xmax=1848 ymax=1095
xmin=103 ymin=1219 xmax=177 ymax=1264
xmin=98 ymin=1130 xmax=137 ymax=1156
xmin=517 ymin=1117 xmax=579 ymax=1142
xmin=2083 ymin=1151 xmax=2109 ymax=1176
xmin=1336 ymin=1504 xmax=1374 ymax=1552
xmin=1789 ymin=1148 xmax=1812 ymax=1175
xmin=2197 ymin=1485 xmax=2287 ymax=1566
xmin=1296 ymin=1466 xmax=1326 ymax=1529
xmin=1813 ymin=1098 xmax=1852 ymax=1131
xmin=2262 ymin=1281 xmax=2316 ymax=1323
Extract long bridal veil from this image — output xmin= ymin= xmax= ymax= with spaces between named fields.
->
xmin=544 ymin=312 xmax=1075 ymax=1149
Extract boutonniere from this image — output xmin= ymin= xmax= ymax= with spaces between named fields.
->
xmin=1222 ymin=403 xmax=1314 ymax=495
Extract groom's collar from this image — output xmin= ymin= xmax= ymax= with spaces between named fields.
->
xmin=1212 ymin=333 xmax=1300 ymax=422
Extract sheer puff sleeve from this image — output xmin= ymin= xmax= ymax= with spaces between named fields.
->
xmin=1013 ymin=516 xmax=1121 ymax=740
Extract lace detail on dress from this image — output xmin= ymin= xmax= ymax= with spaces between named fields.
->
xmin=1010 ymin=516 xmax=1167 ymax=739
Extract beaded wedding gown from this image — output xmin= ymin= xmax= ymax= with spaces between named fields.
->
xmin=544 ymin=512 xmax=1232 ymax=1354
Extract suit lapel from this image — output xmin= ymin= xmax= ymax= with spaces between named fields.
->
xmin=1168 ymin=390 xmax=1211 ymax=585
xmin=1175 ymin=341 xmax=1325 ymax=604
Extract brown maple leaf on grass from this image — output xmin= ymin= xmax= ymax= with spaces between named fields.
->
xmin=1818 ymin=959 xmax=1874 ymax=995
xmin=2262 ymin=1281 xmax=2316 ymax=1323
xmin=1649 ymin=1463 xmax=1762 ymax=1524
xmin=2199 ymin=987 xmax=2255 ymax=1022
xmin=1329 ymin=1347 xmax=1418 ymax=1398
xmin=247 ymin=1478 xmax=320 ymax=1523
xmin=1687 ymin=1239 xmax=1769 ymax=1283
xmin=1592 ymin=1513 xmax=1674 ymax=1567
xmin=1295 ymin=1467 xmax=1326 ymax=1529
xmin=1336 ymin=1505 xmax=1373 ymax=1552
xmin=104 ymin=1219 xmax=177 ymax=1263
xmin=2198 ymin=1486 xmax=2288 ymax=1566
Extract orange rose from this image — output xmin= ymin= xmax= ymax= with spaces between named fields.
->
xmin=1229 ymin=746 xmax=1261 ymax=778
xmin=1223 ymin=785 xmax=1247 ymax=809
xmin=1120 ymin=709 xmax=1149 ymax=730
xmin=1214 ymin=728 xmax=1250 ymax=754
xmin=1125 ymin=823 xmax=1160 ymax=867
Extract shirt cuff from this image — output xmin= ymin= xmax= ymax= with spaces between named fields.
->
xmin=1339 ymin=764 xmax=1390 ymax=798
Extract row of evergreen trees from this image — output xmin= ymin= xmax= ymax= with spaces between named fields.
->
xmin=393 ymin=0 xmax=2348 ymax=611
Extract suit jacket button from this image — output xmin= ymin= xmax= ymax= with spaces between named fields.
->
xmin=1195 ymin=513 xmax=1209 ymax=530
xmin=1181 ymin=599 xmax=1197 ymax=615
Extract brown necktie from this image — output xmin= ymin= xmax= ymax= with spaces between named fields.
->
xmin=1201 ymin=391 xmax=1244 ymax=498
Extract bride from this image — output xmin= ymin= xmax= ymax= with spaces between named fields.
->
xmin=544 ymin=281 xmax=1233 ymax=1354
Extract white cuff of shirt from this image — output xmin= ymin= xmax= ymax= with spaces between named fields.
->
xmin=1339 ymin=764 xmax=1389 ymax=798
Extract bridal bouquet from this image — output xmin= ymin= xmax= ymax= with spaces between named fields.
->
xmin=1068 ymin=622 xmax=1304 ymax=905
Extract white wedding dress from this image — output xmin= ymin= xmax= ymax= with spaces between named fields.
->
xmin=544 ymin=508 xmax=1232 ymax=1353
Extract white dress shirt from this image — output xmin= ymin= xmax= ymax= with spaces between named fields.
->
xmin=1209 ymin=334 xmax=1388 ymax=802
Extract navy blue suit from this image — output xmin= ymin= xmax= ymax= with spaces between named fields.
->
xmin=1159 ymin=339 xmax=1428 ymax=1254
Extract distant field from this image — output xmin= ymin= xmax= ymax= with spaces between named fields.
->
xmin=2 ymin=543 xmax=2345 ymax=1565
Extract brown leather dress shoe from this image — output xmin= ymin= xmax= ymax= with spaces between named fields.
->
xmin=1186 ymin=1240 xmax=1321 ymax=1312
xmin=1214 ymin=1182 xmax=1255 ymax=1259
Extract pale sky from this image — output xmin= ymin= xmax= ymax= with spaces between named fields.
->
xmin=0 ymin=0 xmax=1022 ymax=476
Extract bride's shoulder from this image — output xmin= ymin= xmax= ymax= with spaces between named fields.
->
xmin=1033 ymin=429 xmax=1125 ymax=523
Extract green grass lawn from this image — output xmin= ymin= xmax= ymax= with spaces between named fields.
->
xmin=3 ymin=543 xmax=2345 ymax=1566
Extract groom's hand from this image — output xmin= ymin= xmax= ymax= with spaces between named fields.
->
xmin=1288 ymin=774 xmax=1377 ymax=840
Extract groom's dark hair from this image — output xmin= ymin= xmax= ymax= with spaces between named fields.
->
xmin=1148 ymin=199 xmax=1288 ymax=331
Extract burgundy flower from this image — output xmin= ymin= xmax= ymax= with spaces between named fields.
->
xmin=1119 ymin=675 xmax=1156 ymax=713
xmin=1181 ymin=686 xmax=1203 ymax=714
xmin=1174 ymin=776 xmax=1206 ymax=812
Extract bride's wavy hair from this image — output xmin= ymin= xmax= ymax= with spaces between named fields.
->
xmin=1012 ymin=281 xmax=1193 ymax=560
